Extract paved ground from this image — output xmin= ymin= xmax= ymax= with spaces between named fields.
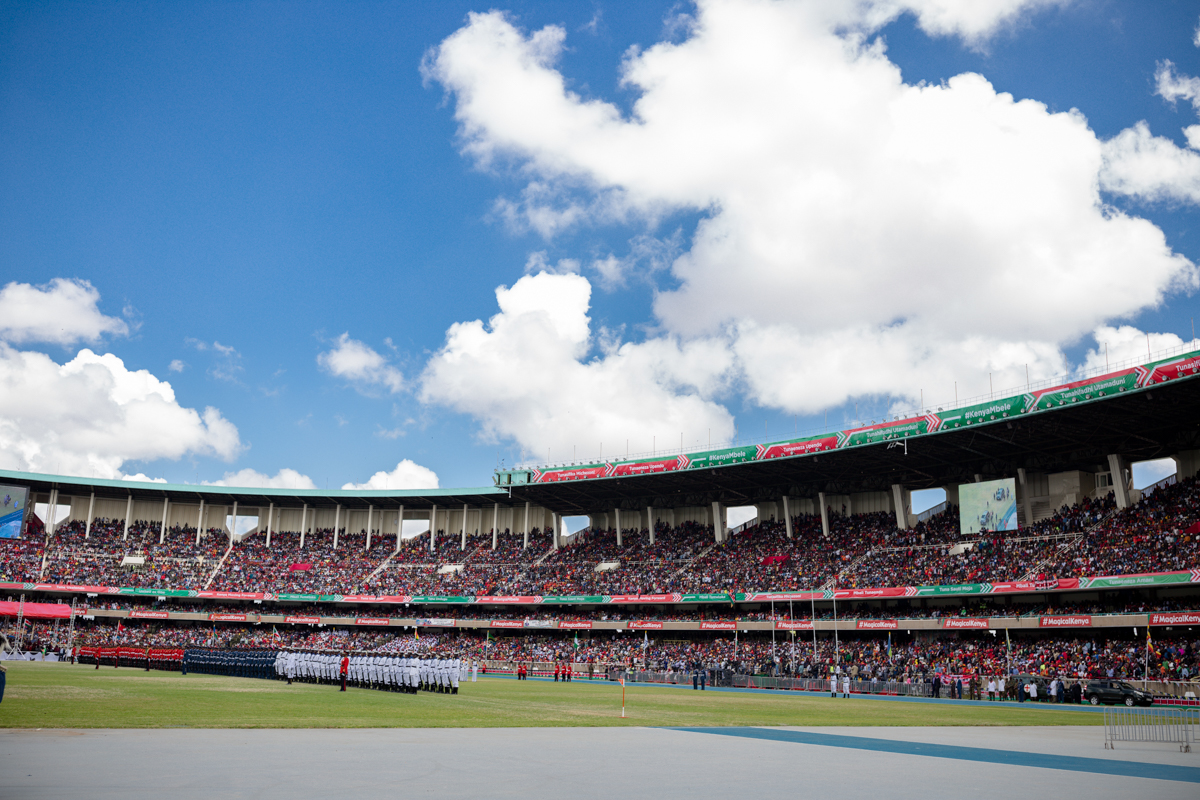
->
xmin=1 ymin=726 xmax=1195 ymax=799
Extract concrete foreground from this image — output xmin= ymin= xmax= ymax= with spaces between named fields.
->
xmin=0 ymin=726 xmax=1196 ymax=799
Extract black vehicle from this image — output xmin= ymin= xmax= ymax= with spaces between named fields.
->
xmin=1084 ymin=679 xmax=1154 ymax=707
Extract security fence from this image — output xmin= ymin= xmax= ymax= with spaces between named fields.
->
xmin=1104 ymin=706 xmax=1199 ymax=752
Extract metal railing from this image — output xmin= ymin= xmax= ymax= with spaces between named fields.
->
xmin=1104 ymin=706 xmax=1198 ymax=752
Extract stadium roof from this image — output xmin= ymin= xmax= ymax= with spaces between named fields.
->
xmin=503 ymin=358 xmax=1200 ymax=515
xmin=0 ymin=469 xmax=507 ymax=509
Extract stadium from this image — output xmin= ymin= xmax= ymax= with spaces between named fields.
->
xmin=5 ymin=1 xmax=1200 ymax=797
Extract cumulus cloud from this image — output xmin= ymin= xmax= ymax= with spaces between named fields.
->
xmin=1101 ymin=121 xmax=1200 ymax=204
xmin=0 ymin=278 xmax=129 ymax=346
xmin=342 ymin=459 xmax=440 ymax=490
xmin=426 ymin=1 xmax=1196 ymax=418
xmin=121 ymin=473 xmax=169 ymax=484
xmin=317 ymin=333 xmax=404 ymax=395
xmin=204 ymin=468 xmax=318 ymax=490
xmin=0 ymin=343 xmax=241 ymax=479
xmin=1079 ymin=325 xmax=1187 ymax=374
xmin=1155 ymin=60 xmax=1200 ymax=113
xmin=420 ymin=271 xmax=735 ymax=459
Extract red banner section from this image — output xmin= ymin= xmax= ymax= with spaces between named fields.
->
xmin=775 ymin=620 xmax=815 ymax=630
xmin=558 ymin=621 xmax=593 ymax=629
xmin=129 ymin=610 xmax=170 ymax=620
xmin=284 ymin=615 xmax=320 ymax=624
xmin=1150 ymin=612 xmax=1200 ymax=626
xmin=761 ymin=555 xmax=789 ymax=566
xmin=33 ymin=583 xmax=115 ymax=594
xmin=628 ymin=621 xmax=664 ymax=630
xmin=355 ymin=618 xmax=390 ymax=626
xmin=489 ymin=620 xmax=525 ymax=629
xmin=475 ymin=596 xmax=542 ymax=604
xmin=991 ymin=579 xmax=1080 ymax=594
xmin=1040 ymin=615 xmax=1092 ymax=628
xmin=757 ymin=437 xmax=838 ymax=460
xmin=288 ymin=563 xmax=311 ymax=572
xmin=197 ymin=591 xmax=264 ymax=601
xmin=0 ymin=601 xmax=74 ymax=619
xmin=607 ymin=458 xmax=681 ymax=478
xmin=209 ymin=613 xmax=248 ymax=622
xmin=835 ymin=588 xmax=909 ymax=600
xmin=699 ymin=621 xmax=737 ymax=630
xmin=942 ymin=618 xmax=989 ymax=629
xmin=857 ymin=619 xmax=899 ymax=630
xmin=609 ymin=594 xmax=682 ymax=603
xmin=340 ymin=595 xmax=411 ymax=603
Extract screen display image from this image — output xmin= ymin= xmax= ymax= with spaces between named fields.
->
xmin=0 ymin=484 xmax=29 ymax=539
xmin=959 ymin=478 xmax=1018 ymax=536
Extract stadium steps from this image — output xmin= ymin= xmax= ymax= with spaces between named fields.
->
xmin=202 ymin=540 xmax=235 ymax=590
xmin=1017 ymin=508 xmax=1118 ymax=582
xmin=363 ymin=551 xmax=399 ymax=584
xmin=667 ymin=542 xmax=718 ymax=580
xmin=820 ymin=549 xmax=874 ymax=591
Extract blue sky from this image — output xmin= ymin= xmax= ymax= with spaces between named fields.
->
xmin=1 ymin=0 xmax=1198 ymax=496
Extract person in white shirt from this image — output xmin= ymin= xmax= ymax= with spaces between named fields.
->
xmin=841 ymin=673 xmax=850 ymax=699
xmin=986 ymin=678 xmax=997 ymax=701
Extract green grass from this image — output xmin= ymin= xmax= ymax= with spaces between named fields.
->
xmin=0 ymin=663 xmax=1102 ymax=729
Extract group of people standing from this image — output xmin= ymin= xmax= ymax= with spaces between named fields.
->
xmin=275 ymin=650 xmax=476 ymax=694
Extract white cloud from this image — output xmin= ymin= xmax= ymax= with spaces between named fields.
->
xmin=205 ymin=468 xmax=317 ymax=490
xmin=168 ymin=359 xmax=185 ymax=373
xmin=317 ymin=333 xmax=404 ymax=395
xmin=342 ymin=459 xmax=440 ymax=490
xmin=420 ymin=271 xmax=735 ymax=459
xmin=1155 ymin=60 xmax=1200 ymax=113
xmin=121 ymin=473 xmax=169 ymax=484
xmin=1079 ymin=325 xmax=1186 ymax=373
xmin=1195 ymin=16 xmax=1200 ymax=48
xmin=0 ymin=343 xmax=241 ymax=480
xmin=427 ymin=2 xmax=1196 ymax=417
xmin=0 ymin=278 xmax=129 ymax=346
xmin=1101 ymin=121 xmax=1200 ymax=204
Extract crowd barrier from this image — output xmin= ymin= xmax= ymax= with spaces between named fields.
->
xmin=1104 ymin=706 xmax=1199 ymax=752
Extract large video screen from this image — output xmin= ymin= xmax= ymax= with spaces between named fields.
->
xmin=0 ymin=484 xmax=29 ymax=539
xmin=959 ymin=478 xmax=1018 ymax=536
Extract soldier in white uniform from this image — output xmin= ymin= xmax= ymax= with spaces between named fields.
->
xmin=451 ymin=657 xmax=461 ymax=694
xmin=285 ymin=650 xmax=296 ymax=685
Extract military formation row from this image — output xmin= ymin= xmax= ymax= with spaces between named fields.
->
xmin=274 ymin=650 xmax=473 ymax=694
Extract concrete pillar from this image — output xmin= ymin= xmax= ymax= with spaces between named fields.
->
xmin=84 ymin=493 xmax=95 ymax=539
xmin=299 ymin=504 xmax=307 ymax=549
xmin=818 ymin=492 xmax=830 ymax=538
xmin=891 ymin=484 xmax=909 ymax=530
xmin=266 ymin=503 xmax=274 ymax=548
xmin=46 ymin=489 xmax=59 ymax=540
xmin=1173 ymin=450 xmax=1199 ymax=480
xmin=523 ymin=502 xmax=530 ymax=549
xmin=783 ymin=496 xmax=793 ymax=539
xmin=492 ymin=503 xmax=500 ymax=550
xmin=366 ymin=505 xmax=374 ymax=551
xmin=669 ymin=508 xmax=676 ymax=530
xmin=430 ymin=505 xmax=439 ymax=552
xmin=945 ymin=485 xmax=960 ymax=507
xmin=229 ymin=501 xmax=237 ymax=541
xmin=647 ymin=506 xmax=655 ymax=545
xmin=711 ymin=501 xmax=726 ymax=543
xmin=1107 ymin=454 xmax=1132 ymax=509
xmin=462 ymin=503 xmax=469 ymax=550
xmin=551 ymin=513 xmax=559 ymax=549
xmin=1017 ymin=469 xmax=1032 ymax=528
xmin=395 ymin=506 xmax=404 ymax=553
xmin=123 ymin=495 xmax=132 ymax=541
xmin=614 ymin=508 xmax=622 ymax=546
xmin=196 ymin=499 xmax=205 ymax=546
xmin=159 ymin=497 xmax=169 ymax=544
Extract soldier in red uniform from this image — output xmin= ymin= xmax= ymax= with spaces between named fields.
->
xmin=340 ymin=652 xmax=349 ymax=692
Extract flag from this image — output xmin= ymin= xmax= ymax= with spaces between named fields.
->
xmin=574 ymin=632 xmax=579 ymax=650
xmin=887 ymin=632 xmax=892 ymax=659
xmin=414 ymin=628 xmax=420 ymax=640
xmin=116 ymin=620 xmax=124 ymax=633
xmin=619 ymin=677 xmax=625 ymax=686
xmin=643 ymin=630 xmax=648 ymax=649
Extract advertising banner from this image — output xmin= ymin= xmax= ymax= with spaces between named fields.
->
xmin=36 ymin=583 xmax=118 ymax=594
xmin=275 ymin=593 xmax=319 ymax=602
xmin=698 ymin=621 xmax=737 ymax=630
xmin=209 ymin=613 xmax=248 ymax=622
xmin=834 ymin=587 xmax=910 ymax=600
xmin=533 ymin=464 xmax=609 ymax=483
xmin=116 ymin=588 xmax=192 ymax=597
xmin=916 ymin=583 xmax=991 ymax=597
xmin=628 ymin=621 xmax=664 ymax=630
xmin=942 ymin=618 xmax=989 ymax=629
xmin=558 ymin=620 xmax=593 ymax=629
xmin=409 ymin=596 xmax=472 ymax=604
xmin=1078 ymin=572 xmax=1196 ymax=589
xmin=856 ymin=619 xmax=899 ymax=630
xmin=1039 ymin=615 xmax=1092 ymax=628
xmin=1149 ymin=612 xmax=1200 ymax=626
xmin=355 ymin=618 xmax=390 ymax=626
xmin=608 ymin=594 xmax=682 ymax=603
xmin=198 ymin=591 xmax=264 ymax=601
xmin=523 ymin=620 xmax=555 ymax=629
xmin=542 ymin=596 xmax=605 ymax=604
xmin=284 ymin=615 xmax=320 ymax=624
xmin=415 ymin=618 xmax=456 ymax=627
xmin=680 ymin=593 xmax=736 ymax=603
xmin=475 ymin=596 xmax=543 ymax=604
xmin=129 ymin=610 xmax=170 ymax=620
xmin=756 ymin=436 xmax=838 ymax=460
xmin=775 ymin=620 xmax=815 ymax=630
xmin=489 ymin=620 xmax=525 ymax=629
xmin=740 ymin=591 xmax=827 ymax=602
xmin=989 ymin=578 xmax=1080 ymax=594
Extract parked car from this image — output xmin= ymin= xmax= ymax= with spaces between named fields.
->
xmin=1084 ymin=679 xmax=1154 ymax=706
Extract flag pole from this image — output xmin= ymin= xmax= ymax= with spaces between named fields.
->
xmin=621 ymin=677 xmax=626 ymax=718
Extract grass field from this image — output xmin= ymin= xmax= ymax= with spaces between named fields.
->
xmin=0 ymin=663 xmax=1102 ymax=729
